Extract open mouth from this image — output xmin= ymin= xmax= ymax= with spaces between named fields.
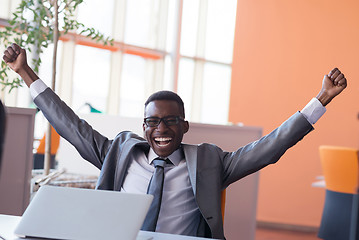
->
xmin=154 ymin=137 xmax=172 ymax=147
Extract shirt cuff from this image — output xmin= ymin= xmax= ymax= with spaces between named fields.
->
xmin=301 ymin=98 xmax=326 ymax=125
xmin=29 ymin=79 xmax=48 ymax=99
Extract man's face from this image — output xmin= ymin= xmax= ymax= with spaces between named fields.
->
xmin=143 ymin=100 xmax=189 ymax=158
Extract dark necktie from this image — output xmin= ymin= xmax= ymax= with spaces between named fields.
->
xmin=141 ymin=158 xmax=168 ymax=231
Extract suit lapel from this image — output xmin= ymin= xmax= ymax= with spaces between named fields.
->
xmin=182 ymin=144 xmax=198 ymax=195
xmin=113 ymin=141 xmax=198 ymax=195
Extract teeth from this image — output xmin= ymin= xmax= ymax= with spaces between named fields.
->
xmin=155 ymin=137 xmax=172 ymax=142
xmin=158 ymin=142 xmax=170 ymax=147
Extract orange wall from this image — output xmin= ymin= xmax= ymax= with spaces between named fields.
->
xmin=229 ymin=0 xmax=359 ymax=227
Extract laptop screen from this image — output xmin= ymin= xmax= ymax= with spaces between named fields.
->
xmin=15 ymin=185 xmax=153 ymax=240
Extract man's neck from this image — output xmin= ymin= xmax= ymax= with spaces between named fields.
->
xmin=148 ymin=147 xmax=184 ymax=166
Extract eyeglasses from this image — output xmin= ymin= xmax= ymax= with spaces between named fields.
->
xmin=144 ymin=116 xmax=184 ymax=127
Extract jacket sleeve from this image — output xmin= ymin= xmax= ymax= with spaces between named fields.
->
xmin=221 ymin=111 xmax=314 ymax=188
xmin=33 ymin=88 xmax=112 ymax=169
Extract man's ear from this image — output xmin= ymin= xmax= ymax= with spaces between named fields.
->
xmin=183 ymin=120 xmax=189 ymax=134
xmin=142 ymin=123 xmax=146 ymax=133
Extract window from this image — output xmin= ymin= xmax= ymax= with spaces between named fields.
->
xmin=0 ymin=0 xmax=238 ymax=125
xmin=119 ymin=54 xmax=147 ymax=117
xmin=0 ymin=0 xmax=21 ymax=19
xmin=72 ymin=45 xmax=111 ymax=112
xmin=178 ymin=0 xmax=236 ymax=123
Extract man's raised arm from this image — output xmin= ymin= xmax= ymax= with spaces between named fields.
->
xmin=3 ymin=43 xmax=347 ymax=106
xmin=3 ymin=43 xmax=111 ymax=169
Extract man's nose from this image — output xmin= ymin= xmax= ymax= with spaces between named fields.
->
xmin=156 ymin=120 xmax=168 ymax=131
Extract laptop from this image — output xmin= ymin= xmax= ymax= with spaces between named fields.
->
xmin=14 ymin=185 xmax=153 ymax=240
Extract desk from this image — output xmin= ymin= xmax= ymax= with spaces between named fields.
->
xmin=0 ymin=214 xmax=215 ymax=240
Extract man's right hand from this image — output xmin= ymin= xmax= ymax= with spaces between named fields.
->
xmin=2 ymin=43 xmax=39 ymax=87
xmin=2 ymin=43 xmax=27 ymax=73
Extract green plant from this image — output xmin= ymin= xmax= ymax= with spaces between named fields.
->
xmin=0 ymin=0 xmax=113 ymax=175
xmin=0 ymin=0 xmax=113 ymax=92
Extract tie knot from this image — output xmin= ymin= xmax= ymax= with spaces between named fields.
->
xmin=152 ymin=158 xmax=169 ymax=168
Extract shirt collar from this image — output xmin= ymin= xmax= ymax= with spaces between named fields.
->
xmin=148 ymin=147 xmax=184 ymax=166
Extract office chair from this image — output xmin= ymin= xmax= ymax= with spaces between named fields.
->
xmin=349 ymin=157 xmax=359 ymax=240
xmin=318 ymin=145 xmax=359 ymax=240
xmin=0 ymin=100 xmax=5 ymax=170
xmin=33 ymin=126 xmax=60 ymax=169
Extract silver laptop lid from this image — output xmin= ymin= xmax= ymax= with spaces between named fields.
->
xmin=15 ymin=185 xmax=153 ymax=240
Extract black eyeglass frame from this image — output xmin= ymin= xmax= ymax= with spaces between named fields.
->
xmin=143 ymin=116 xmax=185 ymax=127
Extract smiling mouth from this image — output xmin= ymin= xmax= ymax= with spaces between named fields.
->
xmin=154 ymin=137 xmax=172 ymax=147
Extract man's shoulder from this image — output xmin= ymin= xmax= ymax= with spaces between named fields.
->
xmin=114 ymin=131 xmax=146 ymax=144
xmin=182 ymin=142 xmax=222 ymax=152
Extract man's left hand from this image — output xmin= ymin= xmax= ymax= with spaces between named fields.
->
xmin=316 ymin=68 xmax=347 ymax=106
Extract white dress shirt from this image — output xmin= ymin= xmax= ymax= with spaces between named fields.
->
xmin=30 ymin=79 xmax=326 ymax=236
xmin=121 ymin=148 xmax=200 ymax=236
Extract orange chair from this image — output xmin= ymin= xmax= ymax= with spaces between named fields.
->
xmin=33 ymin=126 xmax=60 ymax=169
xmin=349 ymin=157 xmax=359 ymax=240
xmin=318 ymin=145 xmax=359 ymax=240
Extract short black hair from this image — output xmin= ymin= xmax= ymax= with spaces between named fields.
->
xmin=144 ymin=90 xmax=185 ymax=118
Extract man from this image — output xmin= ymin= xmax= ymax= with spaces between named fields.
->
xmin=3 ymin=43 xmax=347 ymax=239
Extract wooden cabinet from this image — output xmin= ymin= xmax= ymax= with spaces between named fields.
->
xmin=0 ymin=107 xmax=36 ymax=216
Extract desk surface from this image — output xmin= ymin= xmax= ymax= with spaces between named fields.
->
xmin=0 ymin=214 xmax=213 ymax=240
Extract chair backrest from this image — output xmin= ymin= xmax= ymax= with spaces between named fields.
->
xmin=350 ymin=158 xmax=359 ymax=240
xmin=35 ymin=126 xmax=60 ymax=155
xmin=319 ymin=145 xmax=359 ymax=194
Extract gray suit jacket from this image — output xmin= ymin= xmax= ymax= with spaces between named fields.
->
xmin=34 ymin=88 xmax=314 ymax=239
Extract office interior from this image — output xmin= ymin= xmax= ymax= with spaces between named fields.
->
xmin=0 ymin=0 xmax=358 ymax=239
